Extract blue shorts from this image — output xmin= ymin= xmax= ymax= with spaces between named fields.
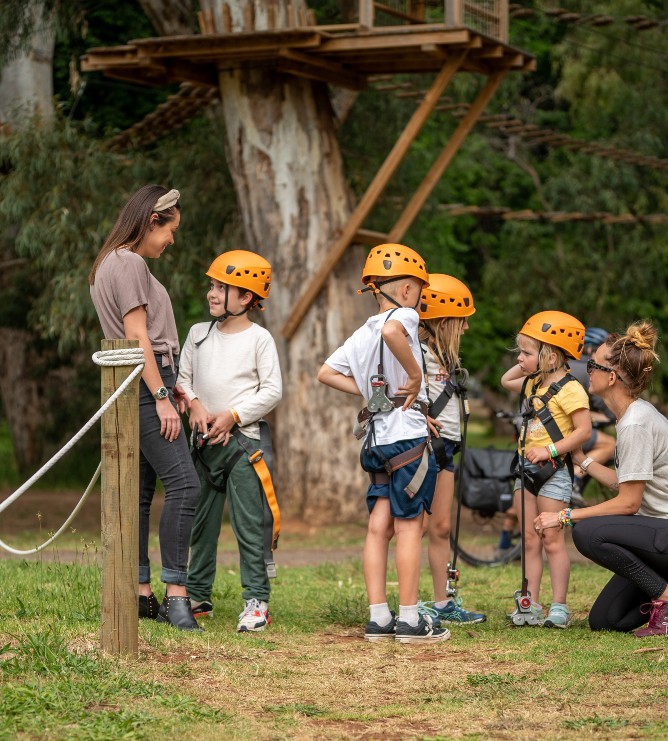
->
xmin=433 ymin=437 xmax=458 ymax=473
xmin=513 ymin=462 xmax=572 ymax=503
xmin=362 ymin=437 xmax=437 ymax=519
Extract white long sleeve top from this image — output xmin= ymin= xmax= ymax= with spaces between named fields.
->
xmin=178 ymin=321 xmax=282 ymax=440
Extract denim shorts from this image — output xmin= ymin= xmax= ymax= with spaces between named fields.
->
xmin=513 ymin=461 xmax=572 ymax=502
xmin=361 ymin=437 xmax=437 ymax=519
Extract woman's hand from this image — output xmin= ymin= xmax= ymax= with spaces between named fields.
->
xmin=156 ymin=397 xmax=181 ymax=442
xmin=526 ymin=446 xmax=549 ymax=464
xmin=534 ymin=511 xmax=561 ymax=536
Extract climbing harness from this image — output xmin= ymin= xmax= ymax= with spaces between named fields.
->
xmin=509 ymin=371 xmax=576 ymax=625
xmin=510 ymin=373 xmax=576 ymax=494
xmin=445 ymin=367 xmax=471 ymax=599
xmin=357 ymin=309 xmax=432 ymax=499
xmin=190 ymin=421 xmax=280 ymax=579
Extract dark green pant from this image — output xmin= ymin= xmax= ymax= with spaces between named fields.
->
xmin=186 ymin=434 xmax=270 ymax=603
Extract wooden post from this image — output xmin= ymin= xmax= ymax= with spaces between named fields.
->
xmin=387 ymin=69 xmax=508 ymax=242
xmin=100 ymin=338 xmax=140 ymax=657
xmin=359 ymin=0 xmax=374 ymax=30
xmin=281 ymin=51 xmax=467 ymax=339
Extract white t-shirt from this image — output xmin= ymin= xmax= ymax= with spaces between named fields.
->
xmin=422 ymin=344 xmax=460 ymax=441
xmin=615 ymin=398 xmax=668 ymax=518
xmin=325 ymin=307 xmax=428 ymax=446
xmin=178 ymin=321 xmax=282 ymax=441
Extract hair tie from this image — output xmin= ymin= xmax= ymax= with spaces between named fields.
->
xmin=153 ymin=189 xmax=180 ymax=212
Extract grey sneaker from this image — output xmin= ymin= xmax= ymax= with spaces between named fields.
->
xmin=364 ymin=612 xmax=396 ymax=642
xmin=395 ymin=615 xmax=451 ymax=644
xmin=543 ymin=603 xmax=571 ymax=628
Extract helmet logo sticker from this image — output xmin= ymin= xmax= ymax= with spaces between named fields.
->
xmin=226 ymin=265 xmax=235 ymax=274
xmin=383 ymin=260 xmax=392 ymax=270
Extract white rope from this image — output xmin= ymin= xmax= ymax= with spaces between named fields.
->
xmin=0 ymin=347 xmax=144 ymax=555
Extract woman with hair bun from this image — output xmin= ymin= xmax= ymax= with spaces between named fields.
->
xmin=534 ymin=321 xmax=668 ymax=636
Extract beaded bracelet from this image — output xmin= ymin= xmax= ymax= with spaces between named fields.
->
xmin=548 ymin=443 xmax=558 ymax=459
xmin=558 ymin=508 xmax=574 ymax=528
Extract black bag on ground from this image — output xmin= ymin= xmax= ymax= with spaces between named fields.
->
xmin=457 ymin=447 xmax=515 ymax=514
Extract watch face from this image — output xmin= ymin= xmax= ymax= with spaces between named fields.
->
xmin=154 ymin=387 xmax=168 ymax=400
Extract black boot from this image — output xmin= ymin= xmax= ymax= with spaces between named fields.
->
xmin=138 ymin=593 xmax=160 ymax=620
xmin=156 ymin=595 xmax=204 ymax=632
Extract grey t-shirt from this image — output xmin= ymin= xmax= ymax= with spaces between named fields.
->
xmin=90 ymin=248 xmax=179 ymax=366
xmin=615 ymin=398 xmax=668 ymax=518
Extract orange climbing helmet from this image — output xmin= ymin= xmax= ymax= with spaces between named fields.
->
xmin=361 ymin=243 xmax=429 ymax=287
xmin=419 ymin=274 xmax=475 ymax=319
xmin=206 ymin=250 xmax=272 ymax=299
xmin=520 ymin=310 xmax=585 ymax=359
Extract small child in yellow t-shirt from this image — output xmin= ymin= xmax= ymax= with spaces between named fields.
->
xmin=501 ymin=311 xmax=591 ymax=628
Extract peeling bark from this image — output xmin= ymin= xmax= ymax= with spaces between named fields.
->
xmin=202 ymin=0 xmax=370 ymax=521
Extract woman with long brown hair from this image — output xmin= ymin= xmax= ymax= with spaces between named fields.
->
xmin=90 ymin=184 xmax=201 ymax=632
xmin=535 ymin=321 xmax=668 ymax=636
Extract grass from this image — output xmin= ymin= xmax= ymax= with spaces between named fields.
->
xmin=0 ymin=541 xmax=666 ymax=741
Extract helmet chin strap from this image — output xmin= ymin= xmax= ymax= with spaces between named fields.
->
xmin=216 ymin=285 xmax=252 ymax=324
xmin=360 ymin=277 xmax=421 ymax=310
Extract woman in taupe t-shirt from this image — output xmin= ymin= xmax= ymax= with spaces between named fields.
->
xmin=90 ymin=184 xmax=201 ymax=632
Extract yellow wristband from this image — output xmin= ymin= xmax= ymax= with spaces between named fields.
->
xmin=230 ymin=408 xmax=241 ymax=425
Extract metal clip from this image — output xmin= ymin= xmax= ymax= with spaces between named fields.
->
xmin=367 ymin=374 xmax=394 ymax=413
xmin=265 ymin=560 xmax=277 ymax=579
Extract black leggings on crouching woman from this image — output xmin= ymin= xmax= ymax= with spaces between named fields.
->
xmin=572 ymin=515 xmax=668 ymax=632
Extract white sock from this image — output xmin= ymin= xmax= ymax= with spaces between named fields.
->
xmin=369 ymin=602 xmax=393 ymax=626
xmin=399 ymin=604 xmax=419 ymax=627
xmin=434 ymin=599 xmax=453 ymax=609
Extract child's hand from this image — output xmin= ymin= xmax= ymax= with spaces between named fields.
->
xmin=397 ymin=373 xmax=421 ymax=410
xmin=188 ymin=398 xmax=210 ymax=437
xmin=207 ymin=409 xmax=236 ymax=446
xmin=427 ymin=416 xmax=442 ymax=438
xmin=526 ymin=446 xmax=549 ymax=464
xmin=172 ymin=382 xmax=190 ymax=414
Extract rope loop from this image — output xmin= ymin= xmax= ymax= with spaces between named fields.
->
xmin=0 ymin=347 xmax=145 ymax=555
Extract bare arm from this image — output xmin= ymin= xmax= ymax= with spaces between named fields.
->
xmin=501 ymin=363 xmax=527 ymax=394
xmin=526 ymin=407 xmax=592 ymax=463
xmin=317 ymin=363 xmax=362 ymax=396
xmin=123 ymin=305 xmax=181 ymax=442
xmin=535 ymin=479 xmax=645 ymax=532
xmin=381 ymin=319 xmax=422 ymax=409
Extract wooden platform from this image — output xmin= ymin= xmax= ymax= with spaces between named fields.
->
xmin=81 ymin=24 xmax=534 ymax=91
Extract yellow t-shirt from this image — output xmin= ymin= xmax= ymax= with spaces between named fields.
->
xmin=521 ymin=378 xmax=589 ymax=452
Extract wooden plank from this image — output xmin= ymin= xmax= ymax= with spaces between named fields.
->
xmin=387 ymin=69 xmax=507 ymax=242
xmin=316 ymin=28 xmax=471 ymax=53
xmin=277 ymin=49 xmax=366 ymax=90
xmin=100 ymin=339 xmax=139 ymax=658
xmin=354 ymin=228 xmax=390 ymax=245
xmin=374 ymin=2 xmax=425 ymax=24
xmin=282 ymin=51 xmax=468 ymax=340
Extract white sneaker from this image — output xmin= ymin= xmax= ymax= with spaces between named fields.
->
xmin=237 ymin=598 xmax=271 ymax=632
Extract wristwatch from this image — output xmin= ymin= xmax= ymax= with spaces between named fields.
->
xmin=152 ymin=386 xmax=169 ymax=400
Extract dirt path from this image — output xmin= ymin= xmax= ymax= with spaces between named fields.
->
xmin=0 ymin=488 xmax=590 ymax=566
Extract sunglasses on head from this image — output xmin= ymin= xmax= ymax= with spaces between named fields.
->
xmin=586 ymin=359 xmax=615 ymax=374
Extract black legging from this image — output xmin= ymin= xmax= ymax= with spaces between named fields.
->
xmin=572 ymin=515 xmax=668 ymax=632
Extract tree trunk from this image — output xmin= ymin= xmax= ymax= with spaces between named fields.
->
xmin=0 ymin=2 xmax=54 ymax=128
xmin=137 ymin=0 xmax=195 ymax=36
xmin=203 ymin=0 xmax=370 ymax=522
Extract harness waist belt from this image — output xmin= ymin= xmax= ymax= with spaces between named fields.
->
xmin=368 ymin=441 xmax=428 ymax=485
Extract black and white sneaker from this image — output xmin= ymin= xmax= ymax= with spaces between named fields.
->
xmin=395 ymin=615 xmax=451 ymax=644
xmin=191 ymin=600 xmax=214 ymax=619
xmin=364 ymin=612 xmax=396 ymax=642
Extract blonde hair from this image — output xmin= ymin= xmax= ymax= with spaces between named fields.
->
xmin=420 ymin=317 xmax=467 ymax=373
xmin=516 ymin=333 xmax=568 ymax=388
xmin=605 ymin=320 xmax=659 ymax=398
